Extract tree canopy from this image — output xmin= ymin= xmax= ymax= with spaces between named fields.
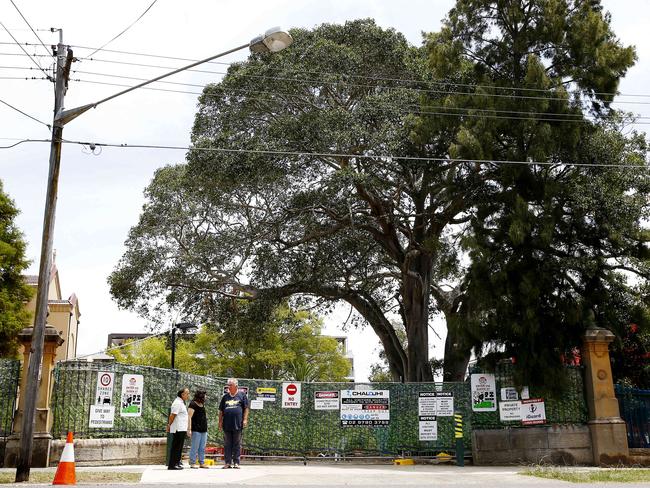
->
xmin=110 ymin=4 xmax=649 ymax=385
xmin=108 ymin=301 xmax=351 ymax=381
xmin=0 ymin=180 xmax=33 ymax=357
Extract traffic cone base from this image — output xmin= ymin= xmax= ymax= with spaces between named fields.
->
xmin=52 ymin=432 xmax=76 ymax=485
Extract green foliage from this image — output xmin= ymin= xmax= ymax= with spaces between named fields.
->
xmin=108 ymin=302 xmax=351 ymax=382
xmin=0 ymin=180 xmax=33 ymax=357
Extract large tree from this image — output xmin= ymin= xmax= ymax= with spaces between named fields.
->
xmin=0 ymin=180 xmax=33 ymax=357
xmin=110 ymin=6 xmax=647 ymax=384
xmin=419 ymin=0 xmax=648 ymax=383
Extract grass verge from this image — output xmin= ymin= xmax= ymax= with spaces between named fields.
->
xmin=522 ymin=467 xmax=650 ymax=483
xmin=0 ymin=471 xmax=142 ymax=484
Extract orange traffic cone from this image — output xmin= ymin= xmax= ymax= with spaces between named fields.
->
xmin=52 ymin=432 xmax=76 ymax=485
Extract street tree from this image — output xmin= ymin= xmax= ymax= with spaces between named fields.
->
xmin=0 ymin=180 xmax=33 ymax=357
xmin=419 ymin=0 xmax=648 ymax=383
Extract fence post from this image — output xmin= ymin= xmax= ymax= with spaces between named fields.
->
xmin=454 ymin=412 xmax=464 ymax=467
xmin=582 ymin=326 xmax=629 ymax=465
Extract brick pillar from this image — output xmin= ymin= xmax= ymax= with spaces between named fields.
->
xmin=3 ymin=325 xmax=64 ymax=468
xmin=582 ymin=327 xmax=629 ymax=465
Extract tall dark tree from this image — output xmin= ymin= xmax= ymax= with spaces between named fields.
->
xmin=0 ymin=180 xmax=33 ymax=357
xmin=420 ymin=0 xmax=648 ymax=382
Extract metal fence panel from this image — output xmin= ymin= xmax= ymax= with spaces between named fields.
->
xmin=615 ymin=385 xmax=650 ymax=448
xmin=0 ymin=359 xmax=20 ymax=438
xmin=51 ymin=361 xmax=588 ymax=456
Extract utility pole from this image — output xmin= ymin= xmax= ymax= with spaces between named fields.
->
xmin=15 ymin=32 xmax=73 ymax=483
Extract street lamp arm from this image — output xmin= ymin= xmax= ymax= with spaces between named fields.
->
xmin=55 ymin=42 xmax=250 ymax=126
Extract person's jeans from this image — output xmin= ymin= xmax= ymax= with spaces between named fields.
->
xmin=189 ymin=431 xmax=208 ymax=465
xmin=223 ymin=429 xmax=242 ymax=465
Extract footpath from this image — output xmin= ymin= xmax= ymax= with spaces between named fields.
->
xmin=2 ymin=464 xmax=649 ymax=487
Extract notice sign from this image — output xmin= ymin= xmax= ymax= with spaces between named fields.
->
xmin=314 ymin=391 xmax=339 ymax=410
xmin=340 ymin=390 xmax=389 ymax=427
xmin=95 ymin=372 xmax=114 ymax=405
xmin=256 ymin=387 xmax=276 ymax=402
xmin=418 ymin=392 xmax=454 ymax=416
xmin=500 ymin=387 xmax=518 ymax=401
xmin=521 ymin=398 xmax=546 ymax=425
xmin=418 ymin=415 xmax=438 ymax=441
xmin=250 ymin=399 xmax=264 ymax=410
xmin=282 ymin=382 xmax=301 ymax=408
xmin=120 ymin=374 xmax=143 ymax=417
xmin=89 ymin=405 xmax=115 ymax=428
xmin=471 ymin=374 xmax=497 ymax=412
xmin=499 ymin=400 xmax=522 ymax=421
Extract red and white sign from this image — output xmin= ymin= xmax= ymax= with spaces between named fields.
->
xmin=282 ymin=382 xmax=301 ymax=409
xmin=521 ymin=398 xmax=546 ymax=425
xmin=95 ymin=372 xmax=114 ymax=406
xmin=314 ymin=391 xmax=339 ymax=410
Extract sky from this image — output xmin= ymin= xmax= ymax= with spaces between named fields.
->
xmin=1 ymin=0 xmax=648 ymax=381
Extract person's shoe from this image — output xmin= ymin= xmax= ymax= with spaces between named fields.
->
xmin=233 ymin=464 xmax=240 ymax=469
xmin=190 ymin=464 xmax=198 ymax=469
xmin=199 ymin=464 xmax=209 ymax=469
xmin=168 ymin=466 xmax=183 ymax=470
xmin=222 ymin=464 xmax=231 ymax=469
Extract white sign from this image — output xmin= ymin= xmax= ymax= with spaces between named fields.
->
xmin=499 ymin=400 xmax=522 ymax=421
xmin=95 ymin=372 xmax=114 ymax=405
xmin=521 ymin=398 xmax=546 ymax=425
xmin=418 ymin=415 xmax=438 ymax=441
xmin=418 ymin=392 xmax=454 ymax=416
xmin=89 ymin=405 xmax=115 ymax=428
xmin=500 ymin=387 xmax=518 ymax=401
xmin=256 ymin=387 xmax=276 ymax=402
xmin=314 ymin=391 xmax=340 ymax=410
xmin=250 ymin=399 xmax=264 ymax=410
xmin=471 ymin=374 xmax=497 ymax=412
xmin=282 ymin=382 xmax=301 ymax=409
xmin=340 ymin=390 xmax=389 ymax=427
xmin=520 ymin=386 xmax=530 ymax=400
xmin=120 ymin=374 xmax=143 ymax=417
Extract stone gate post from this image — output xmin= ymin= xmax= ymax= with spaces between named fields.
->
xmin=3 ymin=325 xmax=64 ymax=468
xmin=582 ymin=326 xmax=629 ymax=465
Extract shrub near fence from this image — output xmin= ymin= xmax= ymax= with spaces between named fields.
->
xmin=0 ymin=359 xmax=20 ymax=438
xmin=51 ymin=361 xmax=589 ymax=457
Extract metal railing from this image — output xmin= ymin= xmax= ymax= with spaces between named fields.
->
xmin=615 ymin=385 xmax=650 ymax=448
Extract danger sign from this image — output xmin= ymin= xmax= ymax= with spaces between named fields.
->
xmin=282 ymin=382 xmax=301 ymax=409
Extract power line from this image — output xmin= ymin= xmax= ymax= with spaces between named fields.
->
xmin=0 ymin=97 xmax=50 ymax=129
xmin=85 ymin=0 xmax=159 ymax=58
xmin=0 ymin=21 xmax=52 ymax=81
xmin=70 ymin=77 xmax=650 ymax=125
xmin=4 ymin=49 xmax=650 ymax=106
xmin=8 ymin=0 xmax=52 ymax=58
xmin=3 ymin=137 xmax=648 ymax=170
xmin=70 ymin=69 xmax=650 ymax=121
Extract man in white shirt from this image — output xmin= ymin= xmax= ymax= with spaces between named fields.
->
xmin=167 ymin=388 xmax=190 ymax=470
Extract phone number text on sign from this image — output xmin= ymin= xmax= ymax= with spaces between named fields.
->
xmin=340 ymin=390 xmax=390 ymax=427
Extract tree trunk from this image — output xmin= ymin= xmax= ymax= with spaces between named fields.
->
xmin=442 ymin=323 xmax=472 ymax=382
xmin=401 ymin=250 xmax=434 ymax=382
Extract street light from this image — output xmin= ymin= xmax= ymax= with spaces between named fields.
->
xmin=15 ymin=26 xmax=293 ymax=482
xmin=170 ymin=322 xmax=197 ymax=369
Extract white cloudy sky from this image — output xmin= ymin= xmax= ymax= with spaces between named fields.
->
xmin=1 ymin=0 xmax=648 ymax=381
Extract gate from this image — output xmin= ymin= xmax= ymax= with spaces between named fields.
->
xmin=0 ymin=359 xmax=20 ymax=439
xmin=615 ymin=385 xmax=650 ymax=448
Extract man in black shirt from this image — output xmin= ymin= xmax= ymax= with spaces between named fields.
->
xmin=218 ymin=378 xmax=249 ymax=469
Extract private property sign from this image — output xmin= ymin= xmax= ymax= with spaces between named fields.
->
xmin=282 ymin=382 xmax=301 ymax=408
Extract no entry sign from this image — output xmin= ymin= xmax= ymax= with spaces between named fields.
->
xmin=282 ymin=382 xmax=301 ymax=408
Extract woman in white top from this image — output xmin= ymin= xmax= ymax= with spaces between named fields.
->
xmin=167 ymin=388 xmax=190 ymax=470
